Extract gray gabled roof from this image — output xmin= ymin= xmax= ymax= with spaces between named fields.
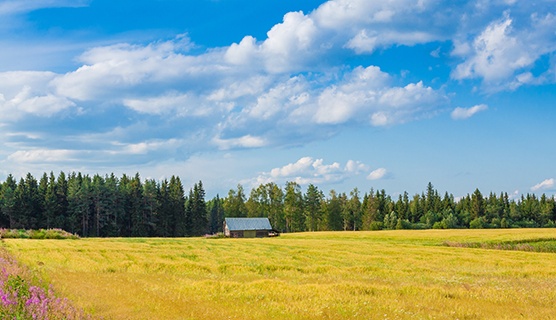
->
xmin=225 ymin=217 xmax=272 ymax=231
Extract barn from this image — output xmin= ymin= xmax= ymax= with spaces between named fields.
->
xmin=224 ymin=217 xmax=279 ymax=238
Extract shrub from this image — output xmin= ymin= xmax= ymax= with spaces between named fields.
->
xmin=410 ymin=222 xmax=428 ymax=230
xmin=544 ymin=220 xmax=556 ymax=228
xmin=0 ymin=229 xmax=80 ymax=240
xmin=432 ymin=221 xmax=443 ymax=229
xmin=369 ymin=221 xmax=383 ymax=231
xmin=395 ymin=219 xmax=412 ymax=230
xmin=469 ymin=217 xmax=487 ymax=229
xmin=490 ymin=218 xmax=501 ymax=229
xmin=440 ymin=213 xmax=459 ymax=229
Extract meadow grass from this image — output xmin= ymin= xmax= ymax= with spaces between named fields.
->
xmin=3 ymin=229 xmax=556 ymax=319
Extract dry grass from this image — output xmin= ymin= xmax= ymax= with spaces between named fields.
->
xmin=3 ymin=229 xmax=556 ymax=319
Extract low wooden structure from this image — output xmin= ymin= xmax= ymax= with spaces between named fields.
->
xmin=224 ymin=217 xmax=279 ymax=238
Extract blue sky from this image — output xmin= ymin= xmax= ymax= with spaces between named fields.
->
xmin=1 ymin=0 xmax=555 ymax=199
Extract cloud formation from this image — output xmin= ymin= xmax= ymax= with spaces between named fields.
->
xmin=247 ymin=157 xmax=369 ymax=186
xmin=452 ymin=12 xmax=556 ymax=91
xmin=451 ymin=104 xmax=488 ymax=120
xmin=1 ymin=0 xmax=556 ymax=179
xmin=531 ymin=179 xmax=555 ymax=192
xmin=367 ymin=168 xmax=389 ymax=180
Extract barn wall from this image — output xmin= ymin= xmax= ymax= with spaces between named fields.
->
xmin=244 ymin=230 xmax=256 ymax=238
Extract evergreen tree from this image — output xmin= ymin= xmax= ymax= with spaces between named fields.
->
xmin=44 ymin=172 xmax=57 ymax=229
xmin=208 ymin=194 xmax=225 ymax=234
xmin=304 ymin=184 xmax=323 ymax=231
xmin=185 ymin=181 xmax=208 ymax=236
xmin=284 ymin=181 xmax=304 ymax=232
xmin=1 ymin=175 xmax=17 ymax=228
xmin=322 ymin=190 xmax=343 ymax=231
xmin=470 ymin=188 xmax=485 ymax=219
xmin=168 ymin=176 xmax=186 ymax=236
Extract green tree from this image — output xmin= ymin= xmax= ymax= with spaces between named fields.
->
xmin=185 ymin=181 xmax=208 ymax=237
xmin=470 ymin=188 xmax=485 ymax=219
xmin=1 ymin=175 xmax=17 ymax=228
xmin=224 ymin=184 xmax=247 ymax=217
xmin=304 ymin=184 xmax=323 ymax=232
xmin=284 ymin=181 xmax=304 ymax=232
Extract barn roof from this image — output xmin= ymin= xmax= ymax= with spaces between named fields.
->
xmin=225 ymin=218 xmax=272 ymax=231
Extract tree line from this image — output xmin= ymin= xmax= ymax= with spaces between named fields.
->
xmin=0 ymin=172 xmax=555 ymax=237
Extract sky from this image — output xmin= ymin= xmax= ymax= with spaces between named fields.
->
xmin=0 ymin=0 xmax=555 ymax=199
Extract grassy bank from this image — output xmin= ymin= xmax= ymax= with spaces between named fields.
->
xmin=4 ymin=229 xmax=556 ymax=319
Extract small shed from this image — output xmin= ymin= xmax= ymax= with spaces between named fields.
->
xmin=224 ymin=217 xmax=278 ymax=238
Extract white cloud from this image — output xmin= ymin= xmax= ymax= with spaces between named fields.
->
xmin=7 ymin=149 xmax=80 ymax=163
xmin=531 ymin=178 xmax=555 ymax=192
xmin=0 ymin=85 xmax=75 ymax=121
xmin=450 ymin=104 xmax=488 ymax=120
xmin=111 ymin=139 xmax=181 ymax=155
xmin=4 ymin=0 xmax=556 ymax=175
xmin=0 ymin=0 xmax=88 ymax=16
xmin=346 ymin=30 xmax=437 ymax=54
xmin=248 ymin=157 xmax=369 ymax=186
xmin=452 ymin=12 xmax=556 ymax=90
xmin=367 ymin=168 xmax=388 ymax=180
xmin=212 ymin=135 xmax=267 ymax=150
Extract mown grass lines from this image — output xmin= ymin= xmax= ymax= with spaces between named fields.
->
xmin=4 ymin=229 xmax=556 ymax=319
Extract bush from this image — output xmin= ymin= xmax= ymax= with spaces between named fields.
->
xmin=490 ymin=218 xmax=501 ymax=229
xmin=544 ymin=220 xmax=556 ymax=228
xmin=410 ymin=222 xmax=428 ymax=230
xmin=440 ymin=213 xmax=459 ymax=229
xmin=395 ymin=219 xmax=412 ymax=230
xmin=514 ymin=220 xmax=539 ymax=228
xmin=469 ymin=217 xmax=488 ymax=229
xmin=0 ymin=229 xmax=80 ymax=240
xmin=432 ymin=221 xmax=443 ymax=229
xmin=369 ymin=221 xmax=384 ymax=231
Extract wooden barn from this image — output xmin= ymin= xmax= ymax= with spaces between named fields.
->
xmin=224 ymin=217 xmax=279 ymax=238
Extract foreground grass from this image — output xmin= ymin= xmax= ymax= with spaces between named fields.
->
xmin=3 ymin=229 xmax=556 ymax=319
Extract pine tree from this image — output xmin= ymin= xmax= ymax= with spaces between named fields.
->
xmin=284 ymin=181 xmax=304 ymax=232
xmin=44 ymin=172 xmax=57 ymax=229
xmin=1 ymin=175 xmax=17 ymax=228
xmin=304 ymin=184 xmax=322 ymax=232
xmin=168 ymin=176 xmax=186 ymax=237
xmin=208 ymin=194 xmax=224 ymax=234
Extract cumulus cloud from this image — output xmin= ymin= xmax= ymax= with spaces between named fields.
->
xmin=3 ymin=0 xmax=556 ymax=174
xmin=0 ymin=84 xmax=75 ymax=121
xmin=452 ymin=12 xmax=556 ymax=90
xmin=247 ymin=157 xmax=369 ymax=186
xmin=367 ymin=168 xmax=389 ymax=180
xmin=451 ymin=104 xmax=488 ymax=120
xmin=531 ymin=179 xmax=555 ymax=192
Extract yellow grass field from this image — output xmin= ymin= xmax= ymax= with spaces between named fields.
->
xmin=3 ymin=229 xmax=556 ymax=319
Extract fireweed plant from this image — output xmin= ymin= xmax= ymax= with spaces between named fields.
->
xmin=0 ymin=248 xmax=92 ymax=319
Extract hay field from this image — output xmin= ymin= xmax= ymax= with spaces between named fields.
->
xmin=3 ymin=229 xmax=556 ymax=319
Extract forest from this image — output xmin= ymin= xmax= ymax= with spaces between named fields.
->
xmin=0 ymin=172 xmax=555 ymax=237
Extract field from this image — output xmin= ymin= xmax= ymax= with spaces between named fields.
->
xmin=3 ymin=229 xmax=556 ymax=319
